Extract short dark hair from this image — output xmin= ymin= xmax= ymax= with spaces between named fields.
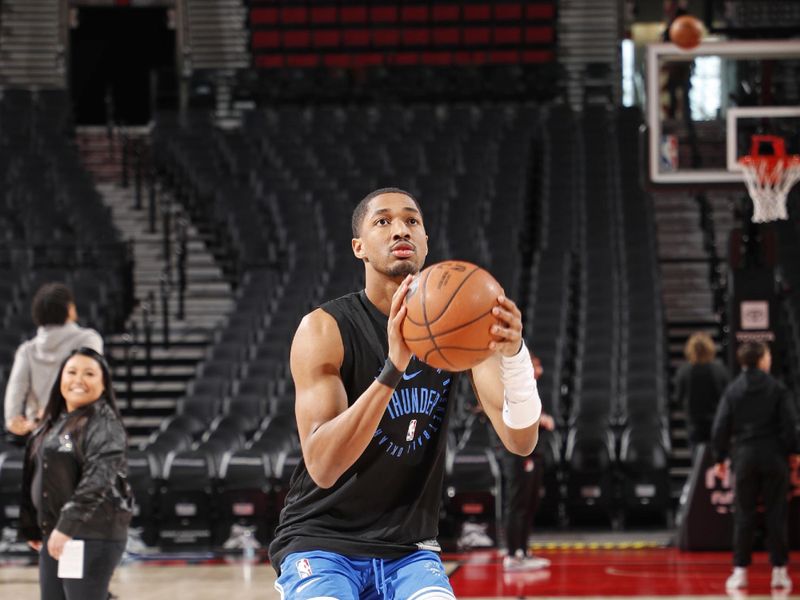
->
xmin=31 ymin=283 xmax=74 ymax=326
xmin=737 ymin=341 xmax=768 ymax=369
xmin=351 ymin=187 xmax=422 ymax=238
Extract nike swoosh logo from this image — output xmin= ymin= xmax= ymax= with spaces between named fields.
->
xmin=402 ymin=370 xmax=423 ymax=381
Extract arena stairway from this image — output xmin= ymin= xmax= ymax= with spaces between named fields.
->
xmin=652 ymin=192 xmax=724 ymax=497
xmin=557 ymin=0 xmax=621 ymax=108
xmin=183 ymin=0 xmax=250 ymax=123
xmin=77 ymin=129 xmax=235 ymax=446
xmin=0 ymin=0 xmax=65 ymax=88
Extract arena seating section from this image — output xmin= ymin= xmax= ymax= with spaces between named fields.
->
xmin=249 ymin=1 xmax=556 ymax=70
xmin=0 ymin=90 xmax=131 ymax=410
xmin=0 ymin=90 xmax=133 ymax=537
xmin=104 ymin=101 xmax=670 ymax=547
xmin=0 ymin=90 xmax=673 ymax=547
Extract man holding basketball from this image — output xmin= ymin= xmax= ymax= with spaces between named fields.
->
xmin=269 ymin=188 xmax=542 ymax=599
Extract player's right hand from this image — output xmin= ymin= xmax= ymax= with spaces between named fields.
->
xmin=388 ymin=275 xmax=414 ymax=371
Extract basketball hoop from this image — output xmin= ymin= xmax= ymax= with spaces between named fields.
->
xmin=738 ymin=135 xmax=800 ymax=223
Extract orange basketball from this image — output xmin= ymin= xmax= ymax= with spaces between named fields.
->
xmin=402 ymin=260 xmax=504 ymax=372
xmin=669 ymin=15 xmax=703 ymax=50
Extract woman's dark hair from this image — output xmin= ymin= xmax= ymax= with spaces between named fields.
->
xmin=33 ymin=348 xmax=122 ymax=450
xmin=736 ymin=341 xmax=768 ymax=369
xmin=31 ymin=283 xmax=75 ymax=327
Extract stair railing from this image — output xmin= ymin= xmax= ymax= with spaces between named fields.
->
xmin=175 ymin=215 xmax=188 ymax=321
xmin=148 ymin=168 xmax=158 ymax=234
xmin=121 ymin=127 xmax=129 ymax=188
xmin=134 ymin=140 xmax=143 ymax=210
xmin=121 ymin=329 xmax=136 ymax=411
xmin=161 ymin=195 xmax=173 ymax=278
xmin=160 ymin=270 xmax=171 ymax=349
xmin=142 ymin=291 xmax=154 ymax=377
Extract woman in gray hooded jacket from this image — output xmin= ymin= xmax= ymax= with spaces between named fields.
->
xmin=4 ymin=283 xmax=102 ymax=437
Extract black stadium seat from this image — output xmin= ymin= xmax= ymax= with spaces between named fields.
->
xmin=618 ymin=423 xmax=672 ymax=525
xmin=0 ymin=448 xmax=24 ymax=533
xmin=217 ymin=449 xmax=274 ymax=546
xmin=564 ymin=425 xmax=616 ymax=525
xmin=126 ymin=449 xmax=161 ymax=546
xmin=158 ymin=450 xmax=217 ymax=548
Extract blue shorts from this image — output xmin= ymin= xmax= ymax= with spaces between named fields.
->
xmin=274 ymin=549 xmax=455 ymax=600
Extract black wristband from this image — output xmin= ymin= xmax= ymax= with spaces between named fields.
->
xmin=377 ymin=357 xmax=404 ymax=389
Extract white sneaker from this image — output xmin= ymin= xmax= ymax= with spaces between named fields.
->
xmin=503 ymin=550 xmax=551 ymax=571
xmin=771 ymin=567 xmax=792 ymax=590
xmin=725 ymin=567 xmax=748 ymax=591
xmin=457 ymin=522 xmax=494 ymax=549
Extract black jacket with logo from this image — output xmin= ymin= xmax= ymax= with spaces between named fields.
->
xmin=19 ymin=401 xmax=132 ymax=542
xmin=711 ymin=368 xmax=798 ymax=463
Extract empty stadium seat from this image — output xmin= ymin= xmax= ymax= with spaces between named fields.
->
xmin=217 ymin=449 xmax=274 ymax=546
xmin=618 ymin=423 xmax=672 ymax=526
xmin=126 ymin=449 xmax=161 ymax=546
xmin=159 ymin=450 xmax=217 ymax=548
xmin=564 ymin=425 xmax=617 ymax=525
xmin=0 ymin=448 xmax=24 ymax=534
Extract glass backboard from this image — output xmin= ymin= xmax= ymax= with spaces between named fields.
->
xmin=646 ymin=40 xmax=800 ymax=185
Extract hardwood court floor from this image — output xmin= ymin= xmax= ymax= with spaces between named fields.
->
xmin=1 ymin=548 xmax=796 ymax=599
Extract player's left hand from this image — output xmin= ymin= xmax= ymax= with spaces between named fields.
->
xmin=46 ymin=529 xmax=72 ymax=560
xmin=488 ymin=295 xmax=523 ymax=357
xmin=539 ymin=413 xmax=556 ymax=431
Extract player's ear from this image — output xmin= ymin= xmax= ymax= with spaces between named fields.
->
xmin=352 ymin=237 xmax=366 ymax=260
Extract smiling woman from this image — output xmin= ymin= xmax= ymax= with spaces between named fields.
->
xmin=18 ymin=347 xmax=132 ymax=600
xmin=60 ymin=354 xmax=107 ymax=413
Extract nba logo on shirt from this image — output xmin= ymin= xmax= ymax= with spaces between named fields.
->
xmin=296 ymin=558 xmax=313 ymax=579
xmin=406 ymin=419 xmax=417 ymax=441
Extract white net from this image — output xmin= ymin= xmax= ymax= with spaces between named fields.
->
xmin=739 ymin=156 xmax=800 ymax=223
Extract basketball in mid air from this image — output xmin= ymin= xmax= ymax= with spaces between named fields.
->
xmin=669 ymin=15 xmax=703 ymax=50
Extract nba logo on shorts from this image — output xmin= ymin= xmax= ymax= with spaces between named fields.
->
xmin=296 ymin=558 xmax=313 ymax=579
xmin=406 ymin=419 xmax=417 ymax=441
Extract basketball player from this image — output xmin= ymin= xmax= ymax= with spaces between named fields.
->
xmin=269 ymin=188 xmax=542 ymax=599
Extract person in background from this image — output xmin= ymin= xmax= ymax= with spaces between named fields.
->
xmin=712 ymin=341 xmax=797 ymax=592
xmin=673 ymin=332 xmax=729 ymax=457
xmin=4 ymin=283 xmax=103 ymax=439
xmin=19 ymin=347 xmax=131 ymax=600
xmin=501 ymin=353 xmax=556 ymax=571
xmin=662 ymin=0 xmax=693 ymax=121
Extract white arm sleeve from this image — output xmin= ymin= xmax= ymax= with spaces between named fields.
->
xmin=500 ymin=341 xmax=542 ymax=429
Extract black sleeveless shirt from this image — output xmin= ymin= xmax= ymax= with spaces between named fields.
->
xmin=268 ymin=291 xmax=456 ymax=573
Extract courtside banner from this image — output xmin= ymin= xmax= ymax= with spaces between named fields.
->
xmin=677 ymin=445 xmax=800 ymax=551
